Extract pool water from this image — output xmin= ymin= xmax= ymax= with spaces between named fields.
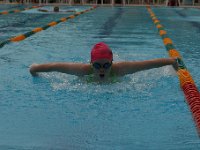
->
xmin=0 ymin=5 xmax=200 ymax=149
xmin=0 ymin=4 xmax=28 ymax=11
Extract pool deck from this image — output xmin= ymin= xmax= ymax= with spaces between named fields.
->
xmin=0 ymin=2 xmax=200 ymax=8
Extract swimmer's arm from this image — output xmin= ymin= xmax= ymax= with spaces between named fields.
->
xmin=65 ymin=10 xmax=76 ymax=12
xmin=38 ymin=9 xmax=48 ymax=12
xmin=113 ymin=58 xmax=178 ymax=76
xmin=29 ymin=63 xmax=92 ymax=76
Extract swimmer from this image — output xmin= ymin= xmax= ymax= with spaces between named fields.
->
xmin=38 ymin=6 xmax=59 ymax=12
xmin=38 ymin=6 xmax=76 ymax=13
xmin=38 ymin=9 xmax=48 ymax=12
xmin=29 ymin=42 xmax=179 ymax=81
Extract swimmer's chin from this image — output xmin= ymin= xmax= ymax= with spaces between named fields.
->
xmin=93 ymin=74 xmax=106 ymax=81
xmin=99 ymin=74 xmax=105 ymax=79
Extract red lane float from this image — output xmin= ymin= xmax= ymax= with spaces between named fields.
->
xmin=146 ymin=5 xmax=200 ymax=136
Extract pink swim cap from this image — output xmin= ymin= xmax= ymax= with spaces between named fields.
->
xmin=91 ymin=42 xmax=113 ymax=63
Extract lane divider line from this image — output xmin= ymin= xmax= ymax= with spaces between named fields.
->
xmin=0 ymin=6 xmax=97 ymax=48
xmin=0 ymin=5 xmax=42 ymax=15
xmin=146 ymin=5 xmax=200 ymax=136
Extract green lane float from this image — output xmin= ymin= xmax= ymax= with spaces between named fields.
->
xmin=0 ymin=6 xmax=97 ymax=48
xmin=146 ymin=5 xmax=200 ymax=136
xmin=0 ymin=5 xmax=41 ymax=15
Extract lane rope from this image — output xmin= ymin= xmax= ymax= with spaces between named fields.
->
xmin=0 ymin=5 xmax=42 ymax=15
xmin=0 ymin=6 xmax=97 ymax=48
xmin=146 ymin=5 xmax=200 ymax=136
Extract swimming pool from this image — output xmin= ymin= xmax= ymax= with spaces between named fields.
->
xmin=0 ymin=4 xmax=27 ymax=11
xmin=0 ymin=5 xmax=200 ymax=149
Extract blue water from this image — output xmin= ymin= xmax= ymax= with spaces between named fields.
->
xmin=0 ymin=5 xmax=200 ymax=149
xmin=152 ymin=7 xmax=200 ymax=88
xmin=0 ymin=4 xmax=27 ymax=11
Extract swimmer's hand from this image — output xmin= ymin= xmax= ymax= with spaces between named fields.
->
xmin=172 ymin=57 xmax=186 ymax=71
xmin=29 ymin=64 xmax=39 ymax=76
xmin=171 ymin=58 xmax=178 ymax=71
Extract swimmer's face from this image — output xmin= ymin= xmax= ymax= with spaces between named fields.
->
xmin=91 ymin=59 xmax=112 ymax=80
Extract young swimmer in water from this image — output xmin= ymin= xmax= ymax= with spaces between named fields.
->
xmin=30 ymin=42 xmax=178 ymax=81
xmin=38 ymin=6 xmax=76 ymax=13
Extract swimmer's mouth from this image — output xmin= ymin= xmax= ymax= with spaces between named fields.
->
xmin=99 ymin=74 xmax=105 ymax=78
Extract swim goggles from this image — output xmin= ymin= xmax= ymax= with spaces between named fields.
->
xmin=92 ymin=62 xmax=112 ymax=70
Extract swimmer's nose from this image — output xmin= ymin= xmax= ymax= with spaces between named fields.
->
xmin=99 ymin=68 xmax=103 ymax=71
xmin=99 ymin=68 xmax=105 ymax=73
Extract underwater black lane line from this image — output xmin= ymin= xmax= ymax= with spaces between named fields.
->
xmin=95 ymin=8 xmax=124 ymax=38
xmin=0 ymin=14 xmax=49 ymax=29
xmin=0 ymin=14 xmax=50 ymax=42
xmin=188 ymin=21 xmax=200 ymax=33
xmin=0 ymin=6 xmax=97 ymax=48
xmin=147 ymin=6 xmax=200 ymax=136
xmin=0 ymin=4 xmax=22 ymax=10
xmin=174 ymin=10 xmax=200 ymax=32
xmin=174 ymin=10 xmax=187 ymax=18
xmin=0 ymin=5 xmax=41 ymax=15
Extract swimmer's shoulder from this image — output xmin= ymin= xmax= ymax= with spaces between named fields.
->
xmin=79 ymin=63 xmax=93 ymax=75
xmin=111 ymin=62 xmax=127 ymax=76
